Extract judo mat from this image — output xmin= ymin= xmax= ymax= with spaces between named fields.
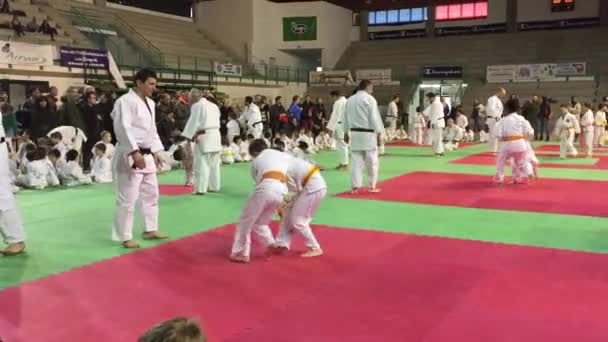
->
xmin=450 ymin=152 xmax=608 ymax=170
xmin=535 ymin=144 xmax=608 ymax=153
xmin=2 ymin=224 xmax=608 ymax=342
xmin=386 ymin=140 xmax=478 ymax=148
xmin=336 ymin=171 xmax=608 ymax=217
xmin=159 ymin=184 xmax=193 ymax=196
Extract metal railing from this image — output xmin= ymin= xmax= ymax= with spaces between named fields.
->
xmin=70 ymin=7 xmax=122 ymax=64
xmin=112 ymin=14 xmax=164 ymax=68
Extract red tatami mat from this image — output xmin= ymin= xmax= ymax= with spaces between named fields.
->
xmin=451 ymin=152 xmax=608 ymax=170
xmin=2 ymin=224 xmax=608 ymax=342
xmin=336 ymin=171 xmax=608 ymax=217
xmin=535 ymin=144 xmax=608 ymax=153
xmin=159 ymin=184 xmax=192 ymax=196
xmin=387 ymin=140 xmax=478 ymax=148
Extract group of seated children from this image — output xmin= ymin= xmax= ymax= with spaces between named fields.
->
xmin=10 ymin=131 xmax=114 ymax=191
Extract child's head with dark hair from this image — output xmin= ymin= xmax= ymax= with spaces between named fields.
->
xmin=66 ymin=149 xmax=79 ymax=162
xmin=173 ymin=147 xmax=185 ymax=162
xmin=248 ymin=139 xmax=268 ymax=158
xmin=29 ymin=147 xmax=47 ymax=162
xmin=37 ymin=136 xmax=52 ymax=150
xmin=264 ymin=131 xmax=271 ymax=139
xmin=416 ymin=106 xmax=423 ymax=113
xmin=246 ymin=133 xmax=255 ymax=141
xmin=48 ymin=149 xmax=61 ymax=163
xmin=297 ymin=140 xmax=309 ymax=151
xmin=273 ymin=138 xmax=286 ymax=152
xmin=233 ymin=136 xmax=242 ymax=144
xmin=505 ymin=98 xmax=520 ymax=114
xmin=50 ymin=131 xmax=62 ymax=144
xmin=94 ymin=143 xmax=107 ymax=157
xmin=24 ymin=143 xmax=36 ymax=154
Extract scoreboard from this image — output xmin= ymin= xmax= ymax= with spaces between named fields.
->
xmin=551 ymin=0 xmax=575 ymax=12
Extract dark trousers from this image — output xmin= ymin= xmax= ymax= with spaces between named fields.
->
xmin=537 ymin=118 xmax=550 ymax=141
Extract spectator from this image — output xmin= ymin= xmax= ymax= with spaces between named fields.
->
xmin=98 ymin=92 xmax=115 ymax=137
xmin=26 ymin=17 xmax=38 ymax=32
xmin=18 ymin=88 xmax=41 ymax=133
xmin=522 ymin=95 xmax=540 ymax=132
xmin=80 ymin=91 xmax=102 ymax=171
xmin=538 ymin=96 xmax=552 ymax=141
xmin=174 ymin=92 xmax=190 ymax=131
xmin=288 ymin=95 xmax=302 ymax=131
xmin=312 ymin=97 xmax=326 ymax=137
xmin=471 ymin=99 xmax=484 ymax=134
xmin=1 ymin=102 xmax=18 ymax=139
xmin=301 ymin=95 xmax=314 ymax=130
xmin=269 ymin=96 xmax=286 ymax=135
xmin=46 ymin=86 xmax=59 ymax=112
xmin=258 ymin=95 xmax=270 ymax=129
xmin=219 ymin=98 xmax=233 ymax=136
xmin=1 ymin=0 xmax=10 ymax=14
xmin=158 ymin=112 xmax=177 ymax=150
xmin=38 ymin=19 xmax=58 ymax=41
xmin=156 ymin=92 xmax=175 ymax=123
xmin=30 ymin=97 xmax=59 ymax=140
xmin=11 ymin=15 xmax=26 ymax=38
xmin=58 ymin=87 xmax=85 ymax=131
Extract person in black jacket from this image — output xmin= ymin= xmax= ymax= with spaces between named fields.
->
xmin=80 ymin=91 xmax=102 ymax=171
xmin=269 ymin=96 xmax=286 ymax=136
xmin=30 ymin=96 xmax=59 ymax=140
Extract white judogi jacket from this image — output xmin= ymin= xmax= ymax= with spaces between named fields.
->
xmin=47 ymin=126 xmax=87 ymax=152
xmin=386 ymin=100 xmax=398 ymax=120
xmin=22 ymin=159 xmax=59 ymax=188
xmin=92 ymin=156 xmax=113 ymax=183
xmin=559 ymin=113 xmax=578 ymax=138
xmin=111 ymin=89 xmax=164 ymax=174
xmin=423 ymin=97 xmax=445 ymax=128
xmin=182 ymin=98 xmax=222 ymax=153
xmin=580 ymin=109 xmax=594 ymax=132
xmin=0 ymin=117 xmax=17 ymax=210
xmin=595 ymin=110 xmax=607 ymax=127
xmin=227 ymin=120 xmax=241 ymax=144
xmin=286 ymin=157 xmax=326 ymax=194
xmin=59 ymin=161 xmax=91 ymax=186
xmin=251 ymin=149 xmax=291 ymax=188
xmin=456 ymin=115 xmax=469 ymax=129
xmin=485 ymin=95 xmax=504 ymax=120
xmin=240 ymin=103 xmax=263 ymax=138
xmin=413 ymin=113 xmax=426 ymax=128
xmin=52 ymin=142 xmax=68 ymax=159
xmin=494 ymin=113 xmax=534 ymax=151
xmin=344 ymin=91 xmax=385 ymax=151
xmin=327 ymin=96 xmax=347 ymax=140
xmin=445 ymin=126 xmax=464 ymax=142
xmin=92 ymin=141 xmax=115 ymax=159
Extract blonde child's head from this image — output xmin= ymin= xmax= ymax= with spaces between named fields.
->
xmin=101 ymin=131 xmax=112 ymax=144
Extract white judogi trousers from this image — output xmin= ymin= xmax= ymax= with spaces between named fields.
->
xmin=193 ymin=149 xmax=220 ymax=194
xmin=496 ymin=140 xmax=527 ymax=182
xmin=414 ymin=127 xmax=423 ymax=145
xmin=487 ymin=118 xmax=499 ymax=153
xmin=594 ymin=126 xmax=605 ymax=146
xmin=582 ymin=129 xmax=594 ymax=156
xmin=0 ymin=142 xmax=25 ymax=244
xmin=560 ymin=131 xmax=577 ymax=159
xmin=276 ymin=188 xmax=325 ymax=250
xmin=112 ymin=155 xmax=159 ymax=242
xmin=386 ymin=117 xmax=397 ymax=139
xmin=335 ymin=137 xmax=349 ymax=166
xmin=231 ymin=180 xmax=286 ymax=258
xmin=351 ymin=149 xmax=378 ymax=189
xmin=431 ymin=127 xmax=444 ymax=154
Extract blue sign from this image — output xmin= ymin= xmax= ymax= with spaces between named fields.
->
xmin=59 ymin=46 xmax=109 ymax=69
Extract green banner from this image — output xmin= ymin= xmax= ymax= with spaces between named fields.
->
xmin=283 ymin=17 xmax=317 ymax=41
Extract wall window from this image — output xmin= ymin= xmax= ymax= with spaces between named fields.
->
xmin=436 ymin=1 xmax=488 ymax=21
xmin=552 ymin=0 xmax=575 ymax=12
xmin=368 ymin=7 xmax=428 ymax=25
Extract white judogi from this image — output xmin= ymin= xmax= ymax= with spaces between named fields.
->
xmin=47 ymin=126 xmax=87 ymax=153
xmin=221 ymin=146 xmax=235 ymax=164
xmin=111 ymin=89 xmax=164 ymax=242
xmin=423 ymin=97 xmax=445 ymax=154
xmin=182 ymin=97 xmax=222 ymax=194
xmin=456 ymin=114 xmax=469 ymax=130
xmin=0 ymin=117 xmax=25 ymax=244
xmin=386 ymin=100 xmax=399 ymax=138
xmin=494 ymin=113 xmax=534 ymax=182
xmin=559 ymin=112 xmax=578 ymax=158
xmin=240 ymin=103 xmax=263 ymax=139
xmin=52 ymin=141 xmax=68 ymax=159
xmin=444 ymin=125 xmax=464 ymax=151
xmin=594 ymin=110 xmax=607 ymax=146
xmin=92 ymin=156 xmax=113 ymax=183
xmin=92 ymin=141 xmax=115 ymax=159
xmin=326 ymin=96 xmax=349 ymax=166
xmin=276 ymin=158 xmax=325 ymax=251
xmin=344 ymin=90 xmax=385 ymax=190
xmin=413 ymin=112 xmax=426 ymax=145
xmin=580 ymin=109 xmax=594 ymax=156
xmin=486 ymin=95 xmax=504 ymax=153
xmin=17 ymin=159 xmax=60 ymax=189
xmin=226 ymin=119 xmax=241 ymax=145
xmin=59 ymin=161 xmax=92 ymax=186
xmin=231 ymin=148 xmax=291 ymax=258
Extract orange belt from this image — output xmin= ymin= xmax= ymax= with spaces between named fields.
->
xmin=301 ymin=166 xmax=319 ymax=187
xmin=262 ymin=171 xmax=287 ymax=183
xmin=501 ymin=135 xmax=524 ymax=142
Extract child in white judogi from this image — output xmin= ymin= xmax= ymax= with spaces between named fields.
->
xmin=314 ymin=131 xmax=332 ymax=150
xmin=17 ymin=147 xmax=60 ymax=189
xmin=594 ymin=104 xmax=607 ymax=147
xmin=59 ymin=150 xmax=92 ymax=186
xmin=413 ymin=108 xmax=426 ymax=145
xmin=50 ymin=132 xmax=68 ymax=160
xmin=230 ymin=139 xmax=291 ymax=263
xmin=221 ymin=137 xmax=235 ymax=164
xmin=92 ymin=130 xmax=115 ymax=159
xmin=275 ymin=156 xmax=326 ymax=258
xmin=297 ymin=130 xmax=318 ymax=153
xmin=263 ymin=132 xmax=272 ymax=149
xmin=280 ymin=132 xmax=295 ymax=152
xmin=47 ymin=149 xmax=65 ymax=174
xmin=292 ymin=141 xmax=317 ymax=165
xmin=226 ymin=113 xmax=241 ymax=145
xmin=444 ymin=119 xmax=464 ymax=151
xmin=240 ymin=135 xmax=253 ymax=162
xmin=479 ymin=128 xmax=489 ymax=143
xmin=166 ymin=138 xmax=194 ymax=185
xmin=580 ymin=103 xmax=595 ymax=157
xmin=463 ymin=128 xmax=475 ymax=142
xmin=395 ymin=125 xmax=408 ymax=140
xmin=558 ymin=105 xmax=578 ymax=159
xmin=91 ymin=143 xmax=113 ymax=183
xmin=231 ymin=136 xmax=244 ymax=162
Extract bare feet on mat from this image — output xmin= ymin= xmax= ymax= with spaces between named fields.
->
xmin=368 ymin=188 xmax=381 ymax=193
xmin=301 ymin=248 xmax=323 ymax=258
xmin=193 ymin=192 xmax=206 ymax=196
xmin=350 ymin=188 xmax=360 ymax=194
xmin=1 ymin=242 xmax=26 ymax=256
xmin=122 ymin=240 xmax=141 ymax=249
xmin=269 ymin=245 xmax=288 ymax=255
xmin=229 ymin=254 xmax=250 ymax=263
xmin=142 ymin=231 xmax=169 ymax=240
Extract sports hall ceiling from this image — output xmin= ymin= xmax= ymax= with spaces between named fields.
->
xmin=269 ymin=0 xmax=432 ymax=11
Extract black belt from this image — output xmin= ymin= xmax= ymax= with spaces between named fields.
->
xmin=351 ymin=128 xmax=374 ymax=133
xmin=139 ymin=148 xmax=153 ymax=155
xmin=386 ymin=115 xmax=398 ymax=118
xmin=0 ymin=137 xmax=5 ymax=143
xmin=252 ymin=121 xmax=263 ymax=127
xmin=337 ymin=121 xmax=342 ymax=124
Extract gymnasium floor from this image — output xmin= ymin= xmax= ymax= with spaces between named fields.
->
xmin=2 ymin=142 xmax=608 ymax=342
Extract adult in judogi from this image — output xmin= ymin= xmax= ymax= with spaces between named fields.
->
xmin=182 ymin=88 xmax=222 ymax=195
xmin=423 ymin=92 xmax=445 ymax=156
xmin=111 ymin=68 xmax=168 ymax=249
xmin=486 ymin=88 xmax=506 ymax=154
xmin=343 ymin=80 xmax=385 ymax=193
xmin=386 ymin=94 xmax=400 ymax=138
xmin=239 ymin=96 xmax=263 ymax=139
xmin=0 ymin=114 xmax=26 ymax=256
xmin=326 ymin=90 xmax=349 ymax=171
